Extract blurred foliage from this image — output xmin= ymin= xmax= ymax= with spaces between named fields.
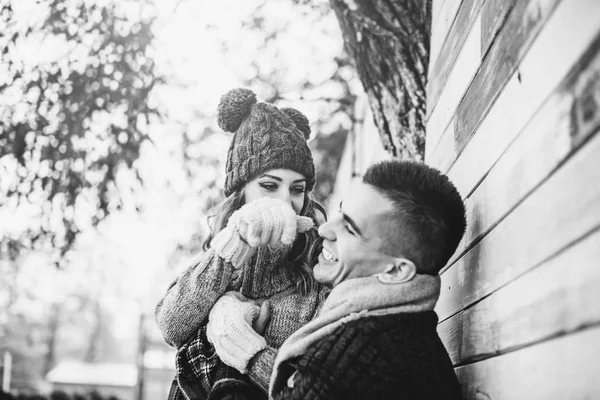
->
xmin=232 ymin=0 xmax=357 ymax=203
xmin=0 ymin=0 xmax=161 ymax=266
xmin=170 ymin=0 xmax=359 ymax=260
xmin=0 ymin=0 xmax=162 ymax=390
xmin=0 ymin=0 xmax=360 ymax=391
xmin=188 ymin=0 xmax=356 ymax=203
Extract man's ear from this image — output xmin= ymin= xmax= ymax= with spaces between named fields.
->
xmin=377 ymin=258 xmax=417 ymax=284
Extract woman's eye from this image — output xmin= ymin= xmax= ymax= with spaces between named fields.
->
xmin=260 ymin=183 xmax=278 ymax=191
xmin=291 ymin=186 xmax=305 ymax=195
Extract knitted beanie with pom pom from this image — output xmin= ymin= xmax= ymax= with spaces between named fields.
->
xmin=217 ymin=88 xmax=316 ymax=197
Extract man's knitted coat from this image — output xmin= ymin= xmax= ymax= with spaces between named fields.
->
xmin=155 ymin=245 xmax=328 ymax=391
xmin=274 ymin=311 xmax=462 ymax=400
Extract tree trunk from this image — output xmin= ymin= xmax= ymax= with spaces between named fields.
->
xmin=43 ymin=303 xmax=61 ymax=375
xmin=329 ymin=0 xmax=431 ymax=160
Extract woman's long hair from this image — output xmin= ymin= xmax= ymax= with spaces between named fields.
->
xmin=203 ymin=189 xmax=326 ymax=295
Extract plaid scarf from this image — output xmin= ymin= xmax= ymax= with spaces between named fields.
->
xmin=169 ymin=326 xmax=265 ymax=400
xmin=167 ymin=246 xmax=324 ymax=400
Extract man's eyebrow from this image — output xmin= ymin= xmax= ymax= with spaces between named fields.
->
xmin=340 ymin=201 xmax=363 ymax=236
xmin=259 ymin=174 xmax=282 ymax=182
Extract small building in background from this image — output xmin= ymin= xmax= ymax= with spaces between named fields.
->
xmin=46 ymin=361 xmax=136 ymax=400
xmin=136 ymin=313 xmax=176 ymax=400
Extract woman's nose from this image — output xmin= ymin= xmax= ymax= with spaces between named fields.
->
xmin=272 ymin=189 xmax=291 ymax=206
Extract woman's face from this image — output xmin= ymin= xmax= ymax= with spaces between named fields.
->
xmin=244 ymin=168 xmax=307 ymax=214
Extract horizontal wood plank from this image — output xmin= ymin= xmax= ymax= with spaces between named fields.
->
xmin=429 ymin=0 xmax=463 ymax=75
xmin=456 ymin=326 xmax=600 ymax=399
xmin=453 ymin=0 xmax=563 ymax=161
xmin=426 ymin=0 xmax=519 ymax=159
xmin=425 ymin=14 xmax=481 ymax=160
xmin=480 ymin=0 xmax=517 ymax=53
xmin=461 ymin=228 xmax=600 ymax=362
xmin=443 ymin=33 xmax=600 ymax=268
xmin=427 ymin=0 xmax=485 ymax=116
xmin=436 ymin=129 xmax=600 ymax=321
xmin=427 ymin=0 xmax=563 ymax=172
xmin=437 ymin=311 xmax=463 ymax=365
xmin=436 ymin=261 xmax=462 ymax=320
xmin=439 ymin=228 xmax=600 ymax=366
xmin=439 ymin=0 xmax=600 ymax=197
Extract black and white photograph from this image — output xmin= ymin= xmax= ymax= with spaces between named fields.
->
xmin=1 ymin=0 xmax=600 ymax=399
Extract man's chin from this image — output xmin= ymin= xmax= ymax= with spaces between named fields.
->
xmin=314 ymin=261 xmax=340 ymax=288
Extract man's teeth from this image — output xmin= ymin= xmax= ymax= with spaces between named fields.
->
xmin=322 ymin=248 xmax=338 ymax=262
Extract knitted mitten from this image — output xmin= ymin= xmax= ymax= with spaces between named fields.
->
xmin=206 ymin=293 xmax=267 ymax=374
xmin=211 ymin=224 xmax=257 ymax=268
xmin=212 ymin=198 xmax=314 ymax=268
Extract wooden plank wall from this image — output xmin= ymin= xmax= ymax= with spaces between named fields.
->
xmin=427 ymin=0 xmax=600 ymax=397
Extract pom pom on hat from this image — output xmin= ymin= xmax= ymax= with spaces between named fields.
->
xmin=281 ymin=108 xmax=311 ymax=140
xmin=218 ymin=88 xmax=257 ymax=133
xmin=218 ymin=88 xmax=316 ymax=196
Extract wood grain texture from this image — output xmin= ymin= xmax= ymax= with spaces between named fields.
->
xmin=444 ymin=0 xmax=600 ymax=197
xmin=437 ymin=129 xmax=600 ymax=321
xmin=426 ymin=0 xmax=518 ymax=158
xmin=453 ymin=0 xmax=563 ymax=159
xmin=480 ymin=0 xmax=517 ymax=54
xmin=429 ymin=0 xmax=463 ymax=76
xmin=427 ymin=0 xmax=568 ymax=172
xmin=461 ymin=228 xmax=600 ymax=362
xmin=425 ymin=14 xmax=481 ymax=160
xmin=427 ymin=0 xmax=485 ymax=115
xmin=443 ymin=33 xmax=600 ymax=268
xmin=456 ymin=326 xmax=600 ymax=399
xmin=436 ymin=261 xmax=462 ymax=321
xmin=437 ymin=311 xmax=463 ymax=364
xmin=439 ymin=228 xmax=600 ymax=367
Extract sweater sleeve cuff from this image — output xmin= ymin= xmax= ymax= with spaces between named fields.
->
xmin=247 ymin=346 xmax=277 ymax=393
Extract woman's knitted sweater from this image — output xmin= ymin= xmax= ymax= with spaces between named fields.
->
xmin=155 ymin=245 xmax=328 ymax=390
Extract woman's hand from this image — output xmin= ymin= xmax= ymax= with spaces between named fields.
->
xmin=233 ymin=197 xmax=313 ymax=248
xmin=206 ymin=292 xmax=272 ymax=374
xmin=212 ymin=197 xmax=314 ymax=268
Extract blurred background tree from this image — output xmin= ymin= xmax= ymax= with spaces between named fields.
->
xmin=1 ymin=0 xmax=161 ymax=390
xmin=0 ymin=0 xmax=361 ymax=393
xmin=0 ymin=0 xmax=161 ymax=266
xmin=168 ymin=0 xmax=360 ymax=259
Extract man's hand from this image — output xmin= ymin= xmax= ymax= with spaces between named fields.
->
xmin=253 ymin=299 xmax=271 ymax=335
xmin=206 ymin=292 xmax=272 ymax=373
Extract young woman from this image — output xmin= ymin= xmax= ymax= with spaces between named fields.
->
xmin=154 ymin=88 xmax=328 ymax=399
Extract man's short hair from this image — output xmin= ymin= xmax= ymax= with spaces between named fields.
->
xmin=363 ymin=160 xmax=466 ymax=275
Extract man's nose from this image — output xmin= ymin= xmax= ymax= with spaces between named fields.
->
xmin=318 ymin=220 xmax=336 ymax=241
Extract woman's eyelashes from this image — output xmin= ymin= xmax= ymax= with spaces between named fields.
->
xmin=259 ymin=182 xmax=305 ymax=195
xmin=291 ymin=185 xmax=305 ymax=195
xmin=259 ymin=182 xmax=278 ymax=191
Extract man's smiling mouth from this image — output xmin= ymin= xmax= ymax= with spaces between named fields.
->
xmin=322 ymin=248 xmax=339 ymax=262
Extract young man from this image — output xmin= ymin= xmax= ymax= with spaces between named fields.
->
xmin=207 ymin=160 xmax=466 ymax=399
